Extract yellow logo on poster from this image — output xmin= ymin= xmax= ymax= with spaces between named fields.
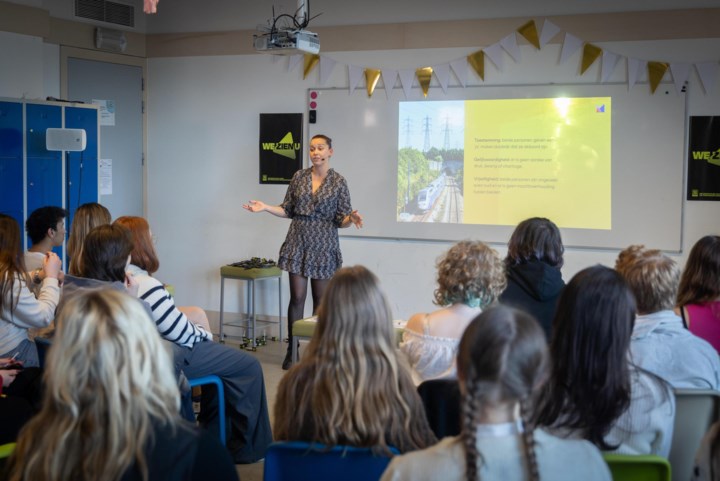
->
xmin=262 ymin=132 xmax=301 ymax=160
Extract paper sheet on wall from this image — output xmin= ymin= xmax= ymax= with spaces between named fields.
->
xmin=99 ymin=159 xmax=112 ymax=195
xmin=92 ymin=99 xmax=116 ymax=126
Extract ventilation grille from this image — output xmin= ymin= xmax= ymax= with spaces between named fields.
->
xmin=75 ymin=0 xmax=135 ymax=28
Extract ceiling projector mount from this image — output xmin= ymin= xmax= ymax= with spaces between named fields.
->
xmin=253 ymin=1 xmax=321 ymax=55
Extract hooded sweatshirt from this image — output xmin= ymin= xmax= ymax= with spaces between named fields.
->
xmin=499 ymin=261 xmax=564 ymax=340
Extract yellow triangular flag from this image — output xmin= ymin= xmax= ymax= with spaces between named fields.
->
xmin=467 ymin=50 xmax=485 ymax=80
xmin=303 ymin=54 xmax=320 ymax=80
xmin=517 ymin=20 xmax=540 ymax=49
xmin=648 ymin=61 xmax=669 ymax=94
xmin=365 ymin=68 xmax=381 ymax=98
xmin=581 ymin=44 xmax=602 ymax=74
xmin=416 ymin=67 xmax=433 ymax=98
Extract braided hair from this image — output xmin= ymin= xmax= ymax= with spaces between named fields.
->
xmin=456 ymin=306 xmax=548 ymax=481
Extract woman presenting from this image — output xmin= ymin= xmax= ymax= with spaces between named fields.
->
xmin=243 ymin=134 xmax=363 ymax=369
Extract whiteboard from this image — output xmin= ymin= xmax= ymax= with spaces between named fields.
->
xmin=308 ymin=84 xmax=686 ymax=251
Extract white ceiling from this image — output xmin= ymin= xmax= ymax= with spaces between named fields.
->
xmin=142 ymin=0 xmax=720 ymax=34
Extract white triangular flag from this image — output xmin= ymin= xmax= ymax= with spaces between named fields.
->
xmin=601 ymin=51 xmax=621 ymax=83
xmin=499 ymin=33 xmax=521 ymax=62
xmin=319 ymin=56 xmax=337 ymax=85
xmin=695 ymin=62 xmax=719 ymax=95
xmin=348 ymin=65 xmax=364 ymax=95
xmin=559 ymin=33 xmax=583 ymax=64
xmin=670 ymin=63 xmax=691 ymax=95
xmin=288 ymin=54 xmax=303 ymax=73
xmin=539 ymin=19 xmax=561 ymax=48
xmin=484 ymin=43 xmax=505 ymax=71
xmin=382 ymin=69 xmax=398 ymax=99
xmin=449 ymin=58 xmax=468 ymax=87
xmin=398 ymin=69 xmax=415 ymax=99
xmin=433 ymin=63 xmax=451 ymax=94
xmin=627 ymin=57 xmax=646 ymax=90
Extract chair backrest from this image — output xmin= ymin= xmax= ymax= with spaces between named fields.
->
xmin=669 ymin=389 xmax=720 ymax=481
xmin=416 ymin=379 xmax=461 ymax=439
xmin=603 ymin=454 xmax=671 ymax=481
xmin=263 ymin=441 xmax=398 ymax=481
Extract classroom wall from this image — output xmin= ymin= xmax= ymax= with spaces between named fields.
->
xmin=145 ymin=38 xmax=720 ymax=320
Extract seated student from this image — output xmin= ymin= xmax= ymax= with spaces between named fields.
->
xmin=0 ymin=214 xmax=61 ymax=367
xmin=677 ymin=235 xmax=720 ymax=353
xmin=68 ymin=222 xmax=272 ymax=464
xmin=381 ymin=306 xmax=611 ymax=481
xmin=23 ymin=206 xmax=66 ymax=272
xmin=499 ymin=217 xmax=565 ymax=340
xmin=616 ymin=245 xmax=720 ymax=389
xmin=66 ymin=202 xmax=111 ymax=276
xmin=5 ymin=289 xmax=238 ymax=481
xmin=692 ymin=421 xmax=720 ymax=481
xmin=401 ymin=241 xmax=506 ymax=385
xmin=274 ymin=265 xmax=437 ymax=454
xmin=534 ymin=265 xmax=675 ymax=457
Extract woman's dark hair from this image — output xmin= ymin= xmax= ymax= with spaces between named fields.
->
xmin=506 ymin=217 xmax=564 ymax=268
xmin=677 ymin=235 xmax=720 ymax=307
xmin=534 ymin=265 xmax=635 ymax=450
xmin=311 ymin=134 xmax=332 ymax=148
xmin=78 ymin=224 xmax=133 ymax=282
xmin=457 ymin=306 xmax=548 ymax=481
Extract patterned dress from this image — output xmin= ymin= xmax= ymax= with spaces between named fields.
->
xmin=278 ymin=167 xmax=352 ymax=279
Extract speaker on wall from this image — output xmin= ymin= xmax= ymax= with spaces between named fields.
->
xmin=46 ymin=128 xmax=87 ymax=152
xmin=95 ymin=27 xmax=127 ymax=53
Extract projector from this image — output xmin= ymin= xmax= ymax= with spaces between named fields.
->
xmin=254 ymin=30 xmax=320 ymax=55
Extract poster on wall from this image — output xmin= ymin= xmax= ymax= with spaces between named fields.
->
xmin=688 ymin=116 xmax=720 ymax=201
xmin=259 ymin=113 xmax=303 ymax=184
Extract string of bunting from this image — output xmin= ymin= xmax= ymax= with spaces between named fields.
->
xmin=288 ymin=19 xmax=719 ymax=97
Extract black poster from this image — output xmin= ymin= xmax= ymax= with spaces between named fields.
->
xmin=688 ymin=116 xmax=720 ymax=201
xmin=259 ymin=113 xmax=303 ymax=184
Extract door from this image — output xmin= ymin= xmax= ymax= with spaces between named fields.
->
xmin=67 ymin=58 xmax=143 ymax=219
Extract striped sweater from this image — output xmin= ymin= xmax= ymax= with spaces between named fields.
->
xmin=126 ymin=264 xmax=211 ymax=348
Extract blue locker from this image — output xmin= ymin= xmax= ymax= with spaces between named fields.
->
xmin=65 ymin=106 xmax=99 ymax=232
xmin=0 ymin=101 xmax=23 ymax=228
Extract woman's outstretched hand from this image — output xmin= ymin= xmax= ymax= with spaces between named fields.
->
xmin=349 ymin=210 xmax=363 ymax=229
xmin=242 ymin=200 xmax=267 ymax=213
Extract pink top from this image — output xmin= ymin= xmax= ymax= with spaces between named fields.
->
xmin=687 ymin=301 xmax=720 ymax=353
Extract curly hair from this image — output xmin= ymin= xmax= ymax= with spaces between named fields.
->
xmin=273 ymin=265 xmax=436 ymax=454
xmin=434 ymin=241 xmax=506 ymax=308
xmin=615 ymin=244 xmax=679 ymax=314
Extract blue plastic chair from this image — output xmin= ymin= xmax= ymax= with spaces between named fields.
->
xmin=263 ymin=441 xmax=399 ymax=481
xmin=187 ymin=375 xmax=226 ymax=445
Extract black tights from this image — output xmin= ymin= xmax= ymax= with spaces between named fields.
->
xmin=287 ymin=273 xmax=329 ymax=350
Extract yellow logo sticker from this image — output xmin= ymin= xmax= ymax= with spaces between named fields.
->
xmin=261 ymin=132 xmax=301 ymax=160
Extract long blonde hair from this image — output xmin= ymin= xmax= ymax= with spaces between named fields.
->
xmin=7 ymin=289 xmax=181 ymax=481
xmin=273 ymin=265 xmax=436 ymax=454
xmin=67 ymin=202 xmax=111 ymax=275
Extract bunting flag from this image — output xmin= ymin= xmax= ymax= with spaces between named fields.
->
xmin=303 ymin=54 xmax=320 ymax=80
xmin=348 ymin=65 xmax=364 ymax=95
xmin=143 ymin=0 xmax=158 ymax=13
xmin=288 ymin=54 xmax=303 ymax=73
xmin=365 ymin=68 xmax=381 ymax=97
xmin=539 ymin=19 xmax=561 ymax=48
xmin=319 ymin=56 xmax=337 ymax=85
xmin=467 ymin=50 xmax=485 ymax=80
xmin=517 ymin=20 xmax=540 ymax=49
xmin=560 ymin=33 xmax=583 ymax=64
xmin=601 ymin=51 xmax=620 ymax=83
xmin=670 ymin=63 xmax=691 ymax=95
xmin=581 ymin=44 xmax=602 ymax=74
xmin=627 ymin=58 xmax=646 ymax=91
xmin=433 ymin=63 xmax=451 ymax=94
xmin=382 ymin=69 xmax=398 ymax=99
xmin=484 ymin=43 xmax=505 ymax=71
xmin=648 ymin=61 xmax=669 ymax=94
xmin=500 ymin=33 xmax=521 ymax=62
xmin=398 ymin=69 xmax=415 ymax=99
xmin=695 ymin=62 xmax=719 ymax=95
xmin=416 ymin=67 xmax=433 ymax=97
xmin=449 ymin=57 xmax=468 ymax=87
